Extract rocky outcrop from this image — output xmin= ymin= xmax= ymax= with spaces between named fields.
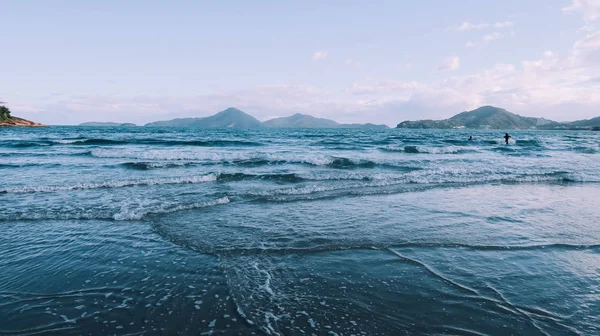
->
xmin=0 ymin=117 xmax=46 ymax=127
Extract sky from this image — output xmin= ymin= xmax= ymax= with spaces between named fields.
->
xmin=1 ymin=0 xmax=600 ymax=126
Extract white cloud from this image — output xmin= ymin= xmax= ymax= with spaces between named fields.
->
xmin=579 ymin=23 xmax=597 ymax=32
xmin=346 ymin=28 xmax=600 ymax=122
xmin=351 ymin=80 xmax=422 ymax=95
xmin=573 ymin=31 xmax=600 ymax=48
xmin=345 ymin=59 xmax=361 ymax=67
xmin=563 ymin=0 xmax=600 ymax=22
xmin=311 ymin=51 xmax=328 ymax=61
xmin=494 ymin=21 xmax=514 ymax=28
xmin=465 ymin=40 xmax=476 ymax=47
xmin=455 ymin=22 xmax=490 ymax=31
xmin=483 ymin=32 xmax=503 ymax=41
xmin=437 ymin=57 xmax=460 ymax=72
xmin=452 ymin=20 xmax=514 ymax=31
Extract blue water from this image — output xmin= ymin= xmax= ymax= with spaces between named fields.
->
xmin=1 ymin=127 xmax=599 ymax=335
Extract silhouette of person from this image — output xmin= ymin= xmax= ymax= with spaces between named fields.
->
xmin=504 ymin=133 xmax=511 ymax=145
xmin=468 ymin=136 xmax=473 ymax=141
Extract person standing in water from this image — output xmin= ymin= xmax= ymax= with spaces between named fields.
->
xmin=504 ymin=133 xmax=511 ymax=145
xmin=468 ymin=136 xmax=473 ymax=141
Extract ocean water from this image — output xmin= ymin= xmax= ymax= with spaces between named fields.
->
xmin=1 ymin=126 xmax=599 ymax=335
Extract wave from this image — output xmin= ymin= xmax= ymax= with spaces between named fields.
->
xmin=70 ymin=139 xmax=129 ymax=145
xmin=515 ymin=139 xmax=542 ymax=146
xmin=92 ymin=150 xmax=410 ymax=170
xmin=200 ymin=241 xmax=600 ymax=256
xmin=4 ymin=141 xmax=54 ymax=148
xmin=111 ymin=139 xmax=263 ymax=147
xmin=383 ymin=146 xmax=476 ymax=154
xmin=119 ymin=162 xmax=199 ymax=170
xmin=226 ymin=158 xmax=289 ymax=167
xmin=492 ymin=146 xmax=515 ymax=152
xmin=241 ymin=171 xmax=595 ymax=204
xmin=0 ymin=163 xmax=61 ymax=169
xmin=217 ymin=173 xmax=306 ymax=183
xmin=441 ymin=139 xmax=469 ymax=145
xmin=0 ymin=196 xmax=231 ymax=221
xmin=404 ymin=145 xmax=420 ymax=153
xmin=114 ymin=196 xmax=230 ymax=221
xmin=327 ymin=157 xmax=376 ymax=169
xmin=0 ymin=138 xmax=264 ymax=148
xmin=0 ymin=174 xmax=217 ymax=194
xmin=571 ymin=146 xmax=598 ymax=154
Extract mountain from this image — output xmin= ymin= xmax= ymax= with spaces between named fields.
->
xmin=563 ymin=117 xmax=600 ymax=129
xmin=263 ymin=113 xmax=388 ymax=129
xmin=263 ymin=113 xmax=339 ymax=128
xmin=79 ymin=122 xmax=137 ymax=127
xmin=339 ymin=123 xmax=389 ymax=130
xmin=397 ymin=106 xmax=559 ymax=130
xmin=144 ymin=108 xmax=388 ymax=129
xmin=145 ymin=107 xmax=263 ymax=128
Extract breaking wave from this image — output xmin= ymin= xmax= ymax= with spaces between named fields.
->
xmin=0 ymin=138 xmax=263 ymax=147
xmin=114 ymin=196 xmax=230 ymax=221
xmin=0 ymin=174 xmax=217 ymax=194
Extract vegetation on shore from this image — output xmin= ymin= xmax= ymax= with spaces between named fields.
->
xmin=0 ymin=104 xmax=11 ymax=121
xmin=0 ymin=103 xmax=45 ymax=127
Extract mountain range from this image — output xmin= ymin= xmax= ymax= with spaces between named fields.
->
xmin=76 ymin=106 xmax=599 ymax=130
xmin=396 ymin=106 xmax=600 ymax=130
xmin=82 ymin=108 xmax=389 ymax=129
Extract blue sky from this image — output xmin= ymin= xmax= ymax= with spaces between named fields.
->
xmin=1 ymin=0 xmax=599 ymax=125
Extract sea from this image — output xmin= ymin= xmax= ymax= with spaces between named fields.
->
xmin=1 ymin=126 xmax=599 ymax=335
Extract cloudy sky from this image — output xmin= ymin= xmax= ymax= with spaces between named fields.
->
xmin=1 ymin=0 xmax=600 ymax=125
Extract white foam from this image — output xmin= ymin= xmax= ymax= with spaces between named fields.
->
xmin=53 ymin=139 xmax=81 ymax=144
xmin=259 ymin=270 xmax=275 ymax=296
xmin=91 ymin=148 xmax=337 ymax=166
xmin=2 ymin=174 xmax=217 ymax=194
xmin=114 ymin=196 xmax=229 ymax=221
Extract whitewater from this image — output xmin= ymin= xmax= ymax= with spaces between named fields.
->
xmin=1 ymin=126 xmax=599 ymax=335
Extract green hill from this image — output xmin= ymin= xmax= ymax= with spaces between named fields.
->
xmin=145 ymin=107 xmax=263 ymax=128
xmin=564 ymin=117 xmax=600 ymax=129
xmin=339 ymin=123 xmax=389 ymax=130
xmin=264 ymin=113 xmax=339 ymax=128
xmin=397 ymin=106 xmax=559 ymax=130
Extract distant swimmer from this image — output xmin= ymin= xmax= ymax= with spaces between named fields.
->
xmin=468 ymin=136 xmax=473 ymax=141
xmin=504 ymin=133 xmax=511 ymax=145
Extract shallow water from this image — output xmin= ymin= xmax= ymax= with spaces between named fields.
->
xmin=1 ymin=127 xmax=599 ymax=335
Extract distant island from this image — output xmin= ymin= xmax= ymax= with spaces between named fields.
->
xmin=0 ymin=104 xmax=45 ymax=127
xmin=79 ymin=122 xmax=137 ymax=127
xmin=143 ymin=107 xmax=389 ymax=129
xmin=262 ymin=113 xmax=388 ymax=129
xmin=396 ymin=106 xmax=600 ymax=130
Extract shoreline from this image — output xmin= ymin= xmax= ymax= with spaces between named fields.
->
xmin=0 ymin=117 xmax=46 ymax=127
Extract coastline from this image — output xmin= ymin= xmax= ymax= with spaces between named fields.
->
xmin=0 ymin=117 xmax=46 ymax=127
